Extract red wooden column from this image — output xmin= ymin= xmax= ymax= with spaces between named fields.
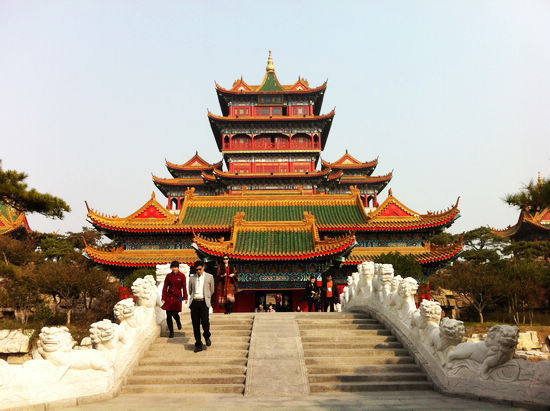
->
xmin=167 ymin=196 xmax=172 ymax=210
xmin=373 ymin=193 xmax=379 ymax=208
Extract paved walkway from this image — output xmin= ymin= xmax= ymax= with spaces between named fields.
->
xmin=244 ymin=312 xmax=308 ymax=396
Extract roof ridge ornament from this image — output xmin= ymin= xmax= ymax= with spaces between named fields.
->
xmin=266 ymin=50 xmax=275 ymax=73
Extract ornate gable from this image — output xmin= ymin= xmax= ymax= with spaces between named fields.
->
xmin=127 ymin=193 xmax=173 ymax=220
xmin=290 ymin=77 xmax=310 ymax=91
xmin=369 ymin=190 xmax=419 ymax=220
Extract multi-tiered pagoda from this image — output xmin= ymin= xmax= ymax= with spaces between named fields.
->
xmin=85 ymin=52 xmax=463 ymax=311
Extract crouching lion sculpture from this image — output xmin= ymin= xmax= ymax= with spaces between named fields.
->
xmin=36 ymin=326 xmax=112 ymax=378
xmin=447 ymin=324 xmax=519 ymax=379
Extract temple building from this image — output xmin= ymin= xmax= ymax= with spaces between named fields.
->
xmin=0 ymin=203 xmax=30 ymax=239
xmin=84 ymin=52 xmax=463 ymax=310
xmin=491 ymin=173 xmax=550 ymax=242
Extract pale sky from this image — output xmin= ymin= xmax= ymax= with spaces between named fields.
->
xmin=1 ymin=1 xmax=549 ymax=235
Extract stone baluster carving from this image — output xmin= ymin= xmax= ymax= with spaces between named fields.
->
xmin=351 ymin=272 xmax=360 ymax=296
xmin=346 ymin=276 xmax=355 ymax=301
xmin=447 ymin=325 xmax=519 ymax=379
xmin=388 ymin=275 xmax=403 ymax=308
xmin=380 ymin=264 xmax=394 ymax=302
xmin=36 ymin=327 xmax=112 ymax=378
xmin=430 ymin=317 xmax=465 ymax=366
xmin=357 ymin=261 xmax=374 ymax=297
xmin=89 ymin=320 xmax=123 ymax=363
xmin=397 ymin=277 xmax=418 ymax=320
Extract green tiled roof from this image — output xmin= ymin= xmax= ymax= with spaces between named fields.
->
xmin=180 ymin=204 xmax=366 ymax=227
xmin=258 ymin=72 xmax=283 ymax=91
xmin=0 ymin=203 xmax=9 ymax=220
xmin=235 ymin=230 xmax=314 ymax=254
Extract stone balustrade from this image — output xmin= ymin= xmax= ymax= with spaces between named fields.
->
xmin=340 ymin=261 xmax=550 ymax=407
xmin=0 ymin=274 xmax=162 ymax=409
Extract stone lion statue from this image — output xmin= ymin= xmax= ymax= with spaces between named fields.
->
xmin=36 ymin=327 xmax=111 ymax=376
xmin=429 ymin=317 xmax=465 ymax=365
xmin=346 ymin=276 xmax=355 ymax=302
xmin=396 ymin=277 xmax=418 ymax=319
xmin=388 ymin=275 xmax=402 ymax=307
xmin=351 ymin=272 xmax=360 ymax=297
xmin=447 ymin=324 xmax=519 ymax=379
xmin=357 ymin=261 xmax=375 ymax=297
xmin=131 ymin=275 xmax=157 ymax=308
xmin=113 ymin=298 xmax=136 ymax=325
xmin=340 ymin=286 xmax=350 ymax=310
xmin=411 ymin=300 xmax=441 ymax=327
xmin=90 ymin=320 xmax=123 ymax=350
xmin=372 ymin=263 xmax=382 ymax=295
xmin=411 ymin=300 xmax=441 ymax=344
xmin=379 ymin=264 xmax=394 ymax=302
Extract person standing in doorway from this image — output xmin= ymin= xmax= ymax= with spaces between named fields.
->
xmin=216 ymin=255 xmax=238 ymax=314
xmin=322 ymin=274 xmax=338 ymax=312
xmin=161 ymin=260 xmax=188 ymax=338
xmin=188 ymin=260 xmax=215 ymax=352
xmin=304 ymin=275 xmax=320 ymax=312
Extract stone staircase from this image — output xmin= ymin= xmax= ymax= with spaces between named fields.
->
xmin=122 ymin=313 xmax=254 ymax=395
xmin=296 ymin=312 xmax=433 ymax=393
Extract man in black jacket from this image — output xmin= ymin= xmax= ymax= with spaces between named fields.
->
xmin=304 ymin=275 xmax=320 ymax=312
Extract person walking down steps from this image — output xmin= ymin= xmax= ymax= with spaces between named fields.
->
xmin=161 ymin=260 xmax=188 ymax=338
xmin=188 ymin=260 xmax=215 ymax=352
xmin=216 ymin=255 xmax=238 ymax=314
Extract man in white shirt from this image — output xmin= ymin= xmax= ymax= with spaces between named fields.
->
xmin=188 ymin=260 xmax=215 ymax=352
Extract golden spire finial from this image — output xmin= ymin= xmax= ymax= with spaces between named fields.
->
xmin=538 ymin=171 xmax=543 ymax=185
xmin=266 ymin=50 xmax=275 ymax=73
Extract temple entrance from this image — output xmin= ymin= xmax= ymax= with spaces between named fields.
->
xmin=215 ymin=289 xmax=308 ymax=312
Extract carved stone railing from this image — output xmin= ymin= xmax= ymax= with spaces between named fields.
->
xmin=340 ymin=261 xmax=550 ymax=407
xmin=0 ymin=274 xmax=164 ymax=409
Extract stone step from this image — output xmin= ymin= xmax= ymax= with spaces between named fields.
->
xmin=122 ymin=384 xmax=244 ymax=395
xmin=300 ymin=329 xmax=392 ymax=336
xmin=294 ymin=313 xmax=372 ymax=321
xmin=306 ymin=364 xmax=422 ymax=375
xmin=299 ymin=323 xmax=385 ymax=330
xmin=153 ymin=338 xmax=250 ymax=345
xmin=160 ymin=329 xmax=251 ymax=337
xmin=296 ymin=320 xmax=380 ymax=326
xmin=302 ymin=341 xmax=403 ymax=349
xmin=149 ymin=342 xmax=249 ymax=352
xmin=308 ymin=372 xmax=427 ymax=383
xmin=305 ymin=356 xmax=415 ymax=366
xmin=303 ymin=348 xmax=409 ymax=357
xmin=127 ymin=374 xmax=245 ymax=385
xmin=143 ymin=349 xmax=248 ymax=359
xmin=309 ymin=381 xmax=433 ymax=393
xmin=132 ymin=365 xmax=246 ymax=376
xmin=301 ymin=335 xmax=397 ymax=343
xmin=139 ymin=357 xmax=248 ymax=366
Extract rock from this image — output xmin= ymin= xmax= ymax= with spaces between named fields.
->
xmin=514 ymin=350 xmax=550 ymax=362
xmin=0 ymin=329 xmax=34 ymax=353
xmin=517 ymin=331 xmax=541 ymax=350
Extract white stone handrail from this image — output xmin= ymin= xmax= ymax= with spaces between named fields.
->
xmin=0 ymin=274 xmax=164 ymax=409
xmin=341 ymin=261 xmax=550 ymax=407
